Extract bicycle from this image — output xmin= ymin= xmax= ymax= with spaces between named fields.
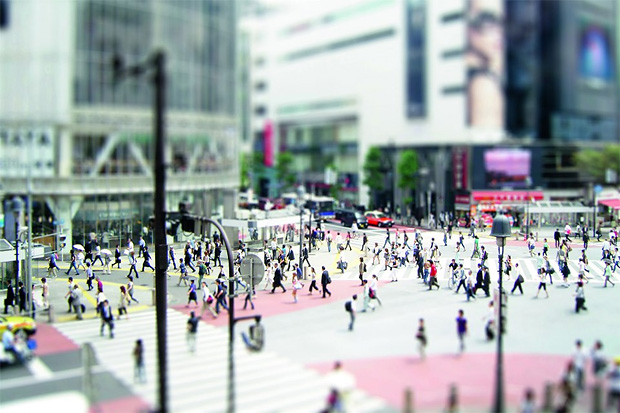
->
xmin=447 ymin=270 xmax=459 ymax=290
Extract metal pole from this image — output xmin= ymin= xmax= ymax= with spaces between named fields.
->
xmin=198 ymin=218 xmax=235 ymax=413
xmin=493 ymin=245 xmax=505 ymax=413
xmin=15 ymin=220 xmax=20 ymax=310
xmin=308 ymin=209 xmax=312 ymax=253
xmin=593 ymin=192 xmax=597 ymax=238
xmin=299 ymin=208 xmax=303 ymax=272
xmin=27 ymin=159 xmax=33 ymax=315
xmin=152 ymin=50 xmax=169 ymax=413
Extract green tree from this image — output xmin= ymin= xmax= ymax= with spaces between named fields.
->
xmin=574 ymin=144 xmax=620 ymax=183
xmin=240 ymin=152 xmax=251 ymax=190
xmin=276 ymin=151 xmax=296 ymax=191
xmin=397 ymin=149 xmax=419 ymax=217
xmin=363 ymin=146 xmax=384 ymax=207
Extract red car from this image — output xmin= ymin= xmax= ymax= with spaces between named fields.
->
xmin=364 ymin=211 xmax=394 ymax=227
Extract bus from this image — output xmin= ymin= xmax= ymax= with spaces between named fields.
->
xmin=304 ymin=196 xmax=336 ymax=221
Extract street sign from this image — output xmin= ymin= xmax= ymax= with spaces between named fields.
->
xmin=594 ymin=184 xmax=603 ymax=195
xmin=240 ymin=254 xmax=265 ymax=289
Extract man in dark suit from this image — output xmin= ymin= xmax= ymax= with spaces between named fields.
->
xmin=271 ymin=265 xmax=286 ymax=293
xmin=473 ymin=264 xmax=484 ymax=296
xmin=321 ymin=266 xmax=332 ymax=298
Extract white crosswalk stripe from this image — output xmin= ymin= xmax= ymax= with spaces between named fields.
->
xmin=53 ymin=309 xmax=387 ymax=413
xmin=333 ymin=257 xmax=614 ymax=284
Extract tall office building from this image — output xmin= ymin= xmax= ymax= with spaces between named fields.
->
xmin=0 ymin=0 xmax=238 ymax=248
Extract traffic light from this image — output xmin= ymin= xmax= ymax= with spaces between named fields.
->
xmin=59 ymin=233 xmax=67 ymax=249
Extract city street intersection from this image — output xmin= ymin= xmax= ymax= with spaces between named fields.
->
xmin=1 ymin=223 xmax=618 ymax=412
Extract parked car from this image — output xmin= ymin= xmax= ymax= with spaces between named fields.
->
xmin=365 ymin=211 xmax=394 ymax=227
xmin=339 ymin=210 xmax=368 ymax=228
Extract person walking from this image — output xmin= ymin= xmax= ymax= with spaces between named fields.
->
xmin=92 ymin=243 xmax=105 ymax=267
xmin=291 ymin=274 xmax=304 ymax=303
xmin=511 ymin=263 xmax=525 ymax=295
xmin=133 ymin=339 xmax=146 ymax=384
xmin=118 ymin=285 xmax=130 ymax=320
xmin=141 ymin=246 xmax=155 ymax=272
xmin=47 ymin=252 xmax=60 ymax=278
xmin=66 ymin=249 xmax=80 ymax=276
xmin=358 ymin=257 xmax=367 ymax=286
xmin=71 ymin=284 xmax=84 ymax=320
xmin=199 ymin=282 xmax=217 ymax=319
xmin=240 ymin=279 xmax=255 ymax=310
xmin=345 ymin=294 xmax=358 ymax=331
xmin=603 ymin=261 xmax=615 ymax=287
xmin=301 ymin=243 xmax=312 ymax=268
xmin=572 ymin=340 xmax=587 ymax=392
xmin=383 ymin=228 xmax=391 ymax=248
xmin=361 ymin=279 xmax=375 ymax=312
xmin=455 ymin=264 xmax=467 ymax=293
xmin=535 ymin=267 xmax=549 ymax=299
xmin=168 ymin=245 xmax=177 ymax=270
xmin=177 ymin=259 xmax=189 ymax=287
xmin=85 ymin=262 xmax=94 ymax=291
xmin=64 ymin=277 xmax=75 ymax=313
xmin=40 ymin=277 xmax=49 ymax=308
xmin=100 ymin=300 xmax=114 ymax=338
xmin=321 ymin=266 xmax=332 ymax=298
xmin=308 ymin=267 xmax=320 ymax=295
xmin=214 ymin=279 xmax=229 ymax=314
xmin=369 ymin=274 xmax=382 ymax=306
xmin=112 ymin=245 xmax=122 ymax=269
xmin=465 ymin=270 xmax=476 ymax=301
xmin=416 ymin=318 xmax=427 ymax=360
xmin=186 ymin=311 xmax=199 ymax=352
xmin=456 ymin=309 xmax=467 ymax=354
xmin=127 ymin=251 xmax=139 ymax=279
xmin=186 ymin=279 xmax=198 ymax=308
xmin=3 ymin=280 xmax=15 ymax=315
xmin=270 ymin=265 xmax=286 ymax=293
xmin=326 ymin=231 xmax=333 ymax=253
xmin=427 ymin=260 xmax=440 ymax=290
xmin=127 ymin=276 xmax=139 ymax=304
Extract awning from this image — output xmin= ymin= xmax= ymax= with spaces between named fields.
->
xmin=472 ymin=190 xmax=544 ymax=202
xmin=599 ymin=198 xmax=620 ymax=210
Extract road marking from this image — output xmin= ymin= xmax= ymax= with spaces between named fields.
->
xmin=26 ymin=357 xmax=54 ymax=380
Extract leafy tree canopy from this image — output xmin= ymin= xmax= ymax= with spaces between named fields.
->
xmin=397 ymin=149 xmax=419 ymax=190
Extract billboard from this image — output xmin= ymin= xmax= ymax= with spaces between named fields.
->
xmin=483 ymin=148 xmax=530 ymax=189
xmin=578 ymin=23 xmax=615 ymax=86
xmin=466 ymin=0 xmax=505 ymax=128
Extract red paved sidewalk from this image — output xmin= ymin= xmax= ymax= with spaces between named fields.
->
xmin=310 ymin=353 xmax=571 ymax=411
xmin=33 ymin=322 xmax=80 ymax=356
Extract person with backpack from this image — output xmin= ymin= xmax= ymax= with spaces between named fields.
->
xmin=344 ymin=294 xmax=358 ymax=331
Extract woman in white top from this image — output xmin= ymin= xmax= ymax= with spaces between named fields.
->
xmin=263 ymin=262 xmax=275 ymax=290
xmin=291 ymin=274 xmax=304 ymax=303
xmin=200 ymin=281 xmax=217 ymax=318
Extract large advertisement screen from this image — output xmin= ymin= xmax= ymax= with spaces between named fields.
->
xmin=466 ymin=0 xmax=504 ymax=128
xmin=578 ymin=23 xmax=615 ymax=86
xmin=483 ymin=148 xmax=530 ymax=189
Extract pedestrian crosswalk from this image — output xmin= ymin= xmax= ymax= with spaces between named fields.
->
xmin=331 ymin=256 xmax=616 ymax=284
xmin=53 ymin=309 xmax=388 ymax=413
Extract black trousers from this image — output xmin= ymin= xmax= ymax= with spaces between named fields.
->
xmin=322 ymin=283 xmax=331 ymax=297
xmin=511 ymin=280 xmax=524 ymax=294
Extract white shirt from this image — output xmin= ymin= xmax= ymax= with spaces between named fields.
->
xmin=572 ymin=347 xmax=587 ymax=370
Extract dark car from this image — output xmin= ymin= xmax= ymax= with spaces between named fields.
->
xmin=339 ymin=210 xmax=368 ymax=228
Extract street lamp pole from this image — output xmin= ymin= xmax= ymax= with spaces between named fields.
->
xmin=525 ymin=176 xmax=532 ymax=238
xmin=490 ymin=214 xmax=511 ymax=413
xmin=12 ymin=196 xmax=24 ymax=310
xmin=297 ymin=186 xmax=306 ymax=272
xmin=113 ymin=50 xmax=169 ymax=413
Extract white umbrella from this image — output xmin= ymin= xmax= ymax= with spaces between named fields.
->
xmin=100 ymin=249 xmax=112 ymax=256
xmin=73 ymin=244 xmax=85 ymax=251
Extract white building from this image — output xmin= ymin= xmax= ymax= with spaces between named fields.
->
xmin=242 ymin=0 xmax=506 ymax=209
xmin=0 ymin=0 xmax=239 ymax=249
xmin=242 ymin=0 xmax=618 ymax=221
